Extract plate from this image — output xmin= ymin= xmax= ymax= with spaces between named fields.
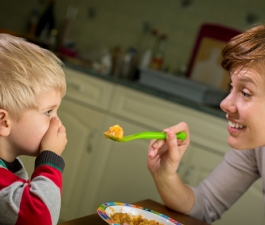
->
xmin=97 ymin=202 xmax=183 ymax=225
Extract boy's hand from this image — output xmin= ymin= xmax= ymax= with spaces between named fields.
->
xmin=40 ymin=117 xmax=67 ymax=156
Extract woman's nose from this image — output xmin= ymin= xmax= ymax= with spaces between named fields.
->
xmin=220 ymin=93 xmax=237 ymax=114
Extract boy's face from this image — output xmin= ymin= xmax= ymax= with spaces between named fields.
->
xmin=7 ymin=89 xmax=62 ymax=157
xmin=220 ymin=67 xmax=265 ymax=150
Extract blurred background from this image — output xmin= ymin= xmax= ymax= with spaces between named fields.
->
xmin=1 ymin=0 xmax=264 ymax=75
xmin=3 ymin=2 xmax=265 ymax=223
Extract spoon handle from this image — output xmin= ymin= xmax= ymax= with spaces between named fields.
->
xmin=120 ymin=131 xmax=187 ymax=142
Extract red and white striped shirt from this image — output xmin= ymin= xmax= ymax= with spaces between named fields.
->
xmin=0 ymin=150 xmax=65 ymax=225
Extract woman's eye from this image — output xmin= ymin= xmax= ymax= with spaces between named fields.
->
xmin=45 ymin=110 xmax=52 ymax=116
xmin=228 ymin=83 xmax=233 ymax=92
xmin=241 ymin=90 xmax=251 ymax=98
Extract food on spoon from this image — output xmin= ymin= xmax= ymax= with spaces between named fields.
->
xmin=104 ymin=125 xmax=124 ymax=141
xmin=111 ymin=212 xmax=165 ymax=225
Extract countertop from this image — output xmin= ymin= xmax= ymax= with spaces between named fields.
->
xmin=61 ymin=56 xmax=226 ymax=120
xmin=0 ymin=28 xmax=225 ymax=120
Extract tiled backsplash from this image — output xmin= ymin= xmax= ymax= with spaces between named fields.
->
xmin=0 ymin=0 xmax=264 ymax=72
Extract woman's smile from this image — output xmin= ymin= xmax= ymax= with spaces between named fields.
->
xmin=228 ymin=120 xmax=246 ymax=129
xmin=227 ymin=120 xmax=246 ymax=135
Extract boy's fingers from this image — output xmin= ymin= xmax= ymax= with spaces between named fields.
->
xmin=57 ymin=117 xmax=62 ymax=127
xmin=46 ymin=117 xmax=59 ymax=134
xmin=58 ymin=125 xmax=67 ymax=136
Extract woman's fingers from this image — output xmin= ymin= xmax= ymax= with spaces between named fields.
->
xmin=164 ymin=128 xmax=183 ymax=165
xmin=148 ymin=139 xmax=165 ymax=157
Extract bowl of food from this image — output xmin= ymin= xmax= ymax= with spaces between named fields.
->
xmin=97 ymin=202 xmax=183 ymax=225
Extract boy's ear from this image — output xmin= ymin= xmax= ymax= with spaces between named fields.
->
xmin=0 ymin=109 xmax=11 ymax=136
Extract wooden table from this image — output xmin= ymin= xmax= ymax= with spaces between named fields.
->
xmin=58 ymin=199 xmax=210 ymax=225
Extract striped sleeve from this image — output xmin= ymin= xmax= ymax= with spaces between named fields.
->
xmin=0 ymin=151 xmax=65 ymax=225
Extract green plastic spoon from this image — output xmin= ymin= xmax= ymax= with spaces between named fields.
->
xmin=104 ymin=131 xmax=187 ymax=142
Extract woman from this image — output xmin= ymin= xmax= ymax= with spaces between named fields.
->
xmin=147 ymin=24 xmax=265 ymax=223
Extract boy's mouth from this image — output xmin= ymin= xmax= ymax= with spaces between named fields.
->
xmin=229 ymin=120 xmax=246 ymax=129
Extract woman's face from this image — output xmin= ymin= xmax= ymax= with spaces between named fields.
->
xmin=220 ymin=67 xmax=265 ymax=150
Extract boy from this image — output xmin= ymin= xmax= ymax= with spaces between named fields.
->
xmin=0 ymin=33 xmax=67 ymax=225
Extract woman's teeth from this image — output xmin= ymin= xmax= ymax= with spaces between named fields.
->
xmin=229 ymin=121 xmax=246 ymax=129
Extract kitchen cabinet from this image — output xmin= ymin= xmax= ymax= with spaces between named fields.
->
xmin=20 ymin=67 xmax=264 ymax=224
xmin=58 ymin=99 xmax=106 ymax=221
xmin=180 ymin=144 xmax=224 ymax=185
xmin=19 ymin=155 xmax=35 ymax=176
xmin=58 ymin=68 xmax=115 ymax=221
xmin=79 ymin=84 xmax=229 ymax=216
xmin=81 ymin=117 xmax=163 ymax=214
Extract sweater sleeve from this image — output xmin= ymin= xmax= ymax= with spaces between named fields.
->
xmin=0 ymin=150 xmax=65 ymax=225
xmin=186 ymin=148 xmax=260 ymax=223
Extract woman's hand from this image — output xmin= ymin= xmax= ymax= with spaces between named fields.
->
xmin=147 ymin=122 xmax=195 ymax=213
xmin=147 ymin=122 xmax=190 ymax=178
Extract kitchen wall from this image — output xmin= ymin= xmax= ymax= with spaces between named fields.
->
xmin=0 ymin=0 xmax=265 ymax=73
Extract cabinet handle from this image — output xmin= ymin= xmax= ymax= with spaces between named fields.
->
xmin=90 ymin=129 xmax=98 ymax=138
xmin=77 ymin=85 xmax=85 ymax=91
xmin=177 ymin=162 xmax=184 ymax=173
xmin=67 ymin=81 xmax=85 ymax=92
xmin=87 ymin=129 xmax=98 ymax=153
xmin=186 ymin=166 xmax=195 ymax=176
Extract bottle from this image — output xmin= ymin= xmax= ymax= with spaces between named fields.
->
xmin=100 ymin=48 xmax=112 ymax=76
xmin=119 ymin=47 xmax=138 ymax=80
xmin=59 ymin=5 xmax=78 ymax=48
xmin=150 ymin=34 xmax=168 ymax=70
xmin=139 ymin=29 xmax=158 ymax=69
xmin=35 ymin=0 xmax=56 ymax=41
xmin=27 ymin=8 xmax=39 ymax=36
xmin=111 ymin=46 xmax=123 ymax=77
xmin=48 ymin=28 xmax=58 ymax=50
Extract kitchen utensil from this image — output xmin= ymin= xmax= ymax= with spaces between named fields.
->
xmin=97 ymin=202 xmax=183 ymax=225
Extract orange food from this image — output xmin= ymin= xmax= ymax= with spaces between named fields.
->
xmin=104 ymin=125 xmax=124 ymax=140
xmin=111 ymin=212 xmax=164 ymax=225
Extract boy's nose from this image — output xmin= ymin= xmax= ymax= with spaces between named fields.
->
xmin=220 ymin=93 xmax=237 ymax=114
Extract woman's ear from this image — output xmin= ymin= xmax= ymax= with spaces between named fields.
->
xmin=0 ymin=109 xmax=11 ymax=136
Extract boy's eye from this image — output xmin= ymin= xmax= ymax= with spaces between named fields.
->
xmin=45 ymin=110 xmax=52 ymax=116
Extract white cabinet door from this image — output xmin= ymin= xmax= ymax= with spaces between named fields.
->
xmin=81 ymin=116 xmax=163 ymax=215
xmin=63 ymin=67 xmax=114 ymax=110
xmin=181 ymin=143 xmax=224 ymax=186
xmin=19 ymin=156 xmax=35 ymax=177
xmin=58 ymin=99 xmax=105 ymax=221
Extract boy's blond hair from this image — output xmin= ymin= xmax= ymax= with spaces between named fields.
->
xmin=0 ymin=33 xmax=66 ymax=120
